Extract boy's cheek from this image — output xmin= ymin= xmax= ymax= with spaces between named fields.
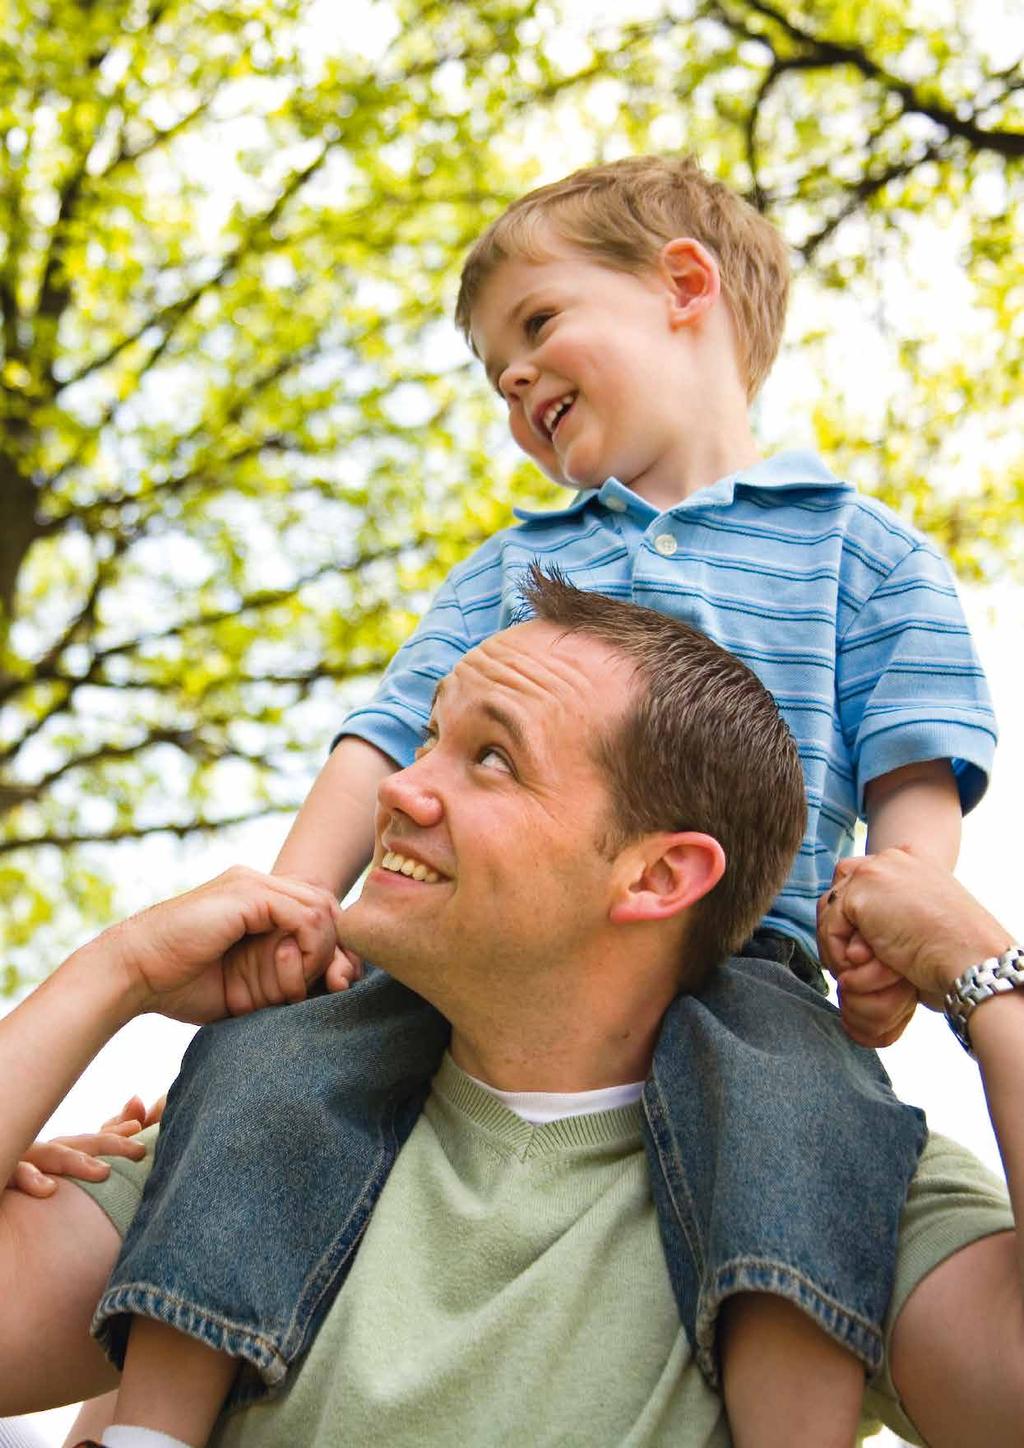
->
xmin=509 ymin=409 xmax=542 ymax=460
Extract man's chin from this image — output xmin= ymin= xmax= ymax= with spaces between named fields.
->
xmin=339 ymin=901 xmax=423 ymax=989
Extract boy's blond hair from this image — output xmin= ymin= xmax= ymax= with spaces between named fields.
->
xmin=455 ymin=154 xmax=790 ymax=400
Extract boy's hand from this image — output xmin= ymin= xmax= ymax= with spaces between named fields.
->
xmin=4 ymin=1093 xmax=164 ymax=1198
xmin=817 ymin=878 xmax=918 ymax=1048
xmin=831 ymin=957 xmax=918 ymax=1048
xmin=222 ymin=922 xmax=363 ymax=1016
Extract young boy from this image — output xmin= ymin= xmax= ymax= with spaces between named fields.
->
xmin=87 ymin=155 xmax=995 ymax=1446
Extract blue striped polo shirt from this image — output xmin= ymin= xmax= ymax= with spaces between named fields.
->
xmin=339 ymin=450 xmax=996 ymax=954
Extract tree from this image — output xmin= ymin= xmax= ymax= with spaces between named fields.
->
xmin=2 ymin=0 xmax=1021 ymax=989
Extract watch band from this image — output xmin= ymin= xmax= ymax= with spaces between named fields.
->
xmin=944 ymin=947 xmax=1024 ymax=1054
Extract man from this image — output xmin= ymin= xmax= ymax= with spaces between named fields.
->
xmin=0 ymin=578 xmax=1021 ymax=1447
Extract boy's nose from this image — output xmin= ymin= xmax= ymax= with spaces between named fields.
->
xmin=499 ymin=359 xmax=539 ymax=401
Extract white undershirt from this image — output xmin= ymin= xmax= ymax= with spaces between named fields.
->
xmin=465 ymin=1071 xmax=645 ymax=1124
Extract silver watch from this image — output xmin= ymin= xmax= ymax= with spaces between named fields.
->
xmin=944 ymin=947 xmax=1024 ymax=1053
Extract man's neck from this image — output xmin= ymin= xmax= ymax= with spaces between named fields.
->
xmin=446 ymin=983 xmax=667 ymax=1094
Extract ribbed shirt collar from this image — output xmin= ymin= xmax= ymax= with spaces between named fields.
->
xmin=513 ymin=449 xmax=851 ymax=524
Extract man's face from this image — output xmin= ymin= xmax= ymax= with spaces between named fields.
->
xmin=469 ymin=231 xmax=696 ymax=499
xmin=340 ymin=621 xmax=636 ymax=1006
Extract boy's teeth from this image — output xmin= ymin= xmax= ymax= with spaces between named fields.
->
xmin=543 ymin=395 xmax=574 ymax=436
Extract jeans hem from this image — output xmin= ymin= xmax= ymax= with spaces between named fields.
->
xmin=694 ymin=1256 xmax=884 ymax=1388
xmin=92 ymin=1283 xmax=287 ymax=1391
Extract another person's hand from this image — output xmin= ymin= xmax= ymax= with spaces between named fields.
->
xmin=101 ymin=866 xmax=350 ymax=1024
xmin=818 ymin=848 xmax=1014 ymax=1009
xmin=4 ymin=1094 xmax=164 ymax=1198
xmin=221 ymin=922 xmax=362 ymax=1017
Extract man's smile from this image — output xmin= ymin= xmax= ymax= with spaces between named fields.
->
xmin=380 ymin=848 xmax=447 ymax=884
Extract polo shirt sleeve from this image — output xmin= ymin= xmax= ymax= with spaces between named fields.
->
xmin=333 ymin=570 xmax=476 ymax=769
xmin=836 ymin=542 xmax=996 ymax=815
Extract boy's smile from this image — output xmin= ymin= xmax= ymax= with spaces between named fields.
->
xmin=468 ymin=230 xmax=746 ymax=508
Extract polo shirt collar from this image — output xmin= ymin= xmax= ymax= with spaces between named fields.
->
xmin=512 ymin=450 xmax=851 ymax=523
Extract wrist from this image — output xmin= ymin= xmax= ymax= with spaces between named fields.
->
xmin=943 ymin=944 xmax=1024 ymax=1054
xmin=67 ymin=924 xmax=156 ymax=1026
xmin=935 ymin=930 xmax=1017 ymax=994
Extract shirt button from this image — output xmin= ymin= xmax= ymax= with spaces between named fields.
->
xmin=654 ymin=533 xmax=677 ymax=557
xmin=604 ymin=495 xmax=627 ymax=513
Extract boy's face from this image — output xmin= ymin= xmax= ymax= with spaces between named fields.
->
xmin=469 ymin=231 xmax=704 ymax=498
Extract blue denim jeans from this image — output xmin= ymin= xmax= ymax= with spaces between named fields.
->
xmin=94 ymin=932 xmax=925 ymax=1401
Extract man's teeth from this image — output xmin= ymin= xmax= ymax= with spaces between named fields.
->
xmin=381 ymin=850 xmax=442 ymax=884
xmin=543 ymin=395 xmax=574 ymax=437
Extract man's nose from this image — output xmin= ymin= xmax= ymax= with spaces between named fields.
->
xmin=378 ymin=756 xmax=444 ymax=828
xmin=499 ymin=358 xmax=538 ymax=402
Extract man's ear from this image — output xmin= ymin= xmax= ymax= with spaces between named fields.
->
xmin=608 ymin=832 xmax=726 ymax=926
xmin=658 ymin=238 xmax=721 ymax=328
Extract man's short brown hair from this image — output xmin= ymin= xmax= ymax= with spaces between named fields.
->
xmin=521 ymin=566 xmax=806 ymax=988
xmin=455 ymin=154 xmax=790 ymax=400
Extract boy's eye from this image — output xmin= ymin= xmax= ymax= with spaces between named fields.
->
xmin=524 ymin=310 xmax=554 ymax=339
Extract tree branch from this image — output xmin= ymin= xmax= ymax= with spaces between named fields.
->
xmin=723 ymin=0 xmax=1024 ymax=157
xmin=99 ymin=90 xmax=217 ymax=182
xmin=798 ymin=140 xmax=950 ymax=260
xmin=0 ymin=807 xmax=294 ymax=856
xmin=56 ymin=142 xmax=334 ymax=393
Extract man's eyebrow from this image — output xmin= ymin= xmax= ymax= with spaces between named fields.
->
xmin=429 ymin=678 xmax=536 ymax=767
xmin=477 ymin=698 xmax=535 ymax=765
xmin=429 ymin=677 xmax=449 ymax=714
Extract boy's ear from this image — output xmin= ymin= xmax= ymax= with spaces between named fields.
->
xmin=658 ymin=238 xmax=721 ymax=328
xmin=608 ymin=831 xmax=726 ymax=926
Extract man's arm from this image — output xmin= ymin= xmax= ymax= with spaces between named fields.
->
xmin=0 ymin=867 xmax=345 ymax=1414
xmin=819 ymin=850 xmax=1024 ymax=1446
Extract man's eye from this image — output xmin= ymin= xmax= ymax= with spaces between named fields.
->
xmin=478 ymin=746 xmax=513 ymax=773
xmin=524 ymin=311 xmax=553 ymax=339
xmin=414 ymin=729 xmax=438 ymax=760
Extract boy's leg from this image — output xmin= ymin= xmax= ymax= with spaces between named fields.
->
xmin=113 ymin=1319 xmax=236 ymax=1448
xmin=644 ymin=933 xmax=926 ymax=1389
xmin=94 ymin=971 xmax=450 ymax=1396
xmin=720 ymin=1294 xmax=862 ymax=1448
xmin=62 ymin=1392 xmax=118 ymax=1447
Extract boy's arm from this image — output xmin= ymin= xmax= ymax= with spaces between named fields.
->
xmin=274 ymin=735 xmax=397 ymax=893
xmin=819 ymin=851 xmax=1024 ymax=1446
xmin=220 ymin=736 xmax=397 ymax=1013
xmin=831 ymin=759 xmax=961 ymax=1046
xmin=863 ymin=757 xmax=961 ymax=867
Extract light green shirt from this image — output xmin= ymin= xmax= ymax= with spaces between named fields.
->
xmin=79 ymin=1057 xmax=1013 ymax=1446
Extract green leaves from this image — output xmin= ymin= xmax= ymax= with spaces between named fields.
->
xmin=1 ymin=0 xmax=1021 ymax=989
